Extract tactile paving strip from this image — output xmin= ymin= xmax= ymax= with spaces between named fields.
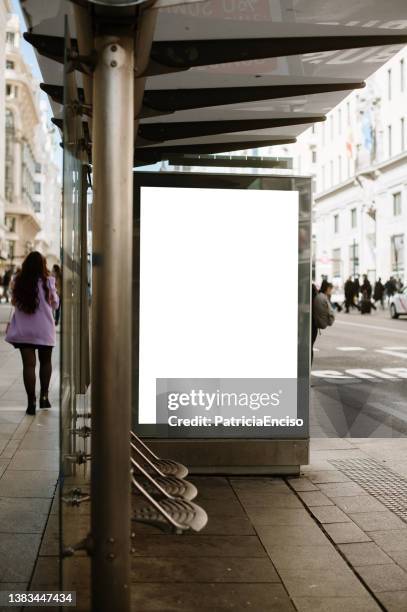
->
xmin=329 ymin=458 xmax=407 ymax=522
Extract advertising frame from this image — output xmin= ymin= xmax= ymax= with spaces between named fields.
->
xmin=132 ymin=171 xmax=312 ymax=473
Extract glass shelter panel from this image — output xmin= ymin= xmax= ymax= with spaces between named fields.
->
xmin=59 ymin=21 xmax=91 ymax=593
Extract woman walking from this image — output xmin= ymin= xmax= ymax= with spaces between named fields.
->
xmin=5 ymin=252 xmax=59 ymax=415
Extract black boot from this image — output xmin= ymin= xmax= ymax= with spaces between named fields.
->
xmin=26 ymin=398 xmax=36 ymax=416
xmin=39 ymin=395 xmax=51 ymax=409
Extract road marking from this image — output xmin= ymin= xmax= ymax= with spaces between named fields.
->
xmin=345 ymin=368 xmax=396 ymax=379
xmin=312 ymin=367 xmax=407 ymax=380
xmin=382 ymin=346 xmax=407 ymax=350
xmin=312 ymin=370 xmax=354 ymax=379
xmin=375 ymin=349 xmax=407 ymax=360
xmin=336 ymin=347 xmax=366 ymax=351
xmin=382 ymin=368 xmax=407 ymax=379
xmin=335 ymin=320 xmax=407 ymax=334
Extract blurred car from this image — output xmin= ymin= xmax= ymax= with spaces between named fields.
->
xmin=389 ymin=288 xmax=407 ymax=318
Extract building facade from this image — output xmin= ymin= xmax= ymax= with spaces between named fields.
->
xmin=0 ymin=1 xmax=11 ymax=262
xmin=34 ymin=100 xmax=61 ymax=267
xmin=283 ymin=47 xmax=407 ymax=287
xmin=4 ymin=13 xmax=60 ymax=271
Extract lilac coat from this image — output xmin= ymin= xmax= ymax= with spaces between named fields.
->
xmin=5 ymin=277 xmax=59 ymax=347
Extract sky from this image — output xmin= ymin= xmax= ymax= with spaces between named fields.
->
xmin=12 ymin=0 xmax=43 ymax=81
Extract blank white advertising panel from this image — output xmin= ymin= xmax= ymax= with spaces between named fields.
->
xmin=138 ymin=185 xmax=301 ymax=435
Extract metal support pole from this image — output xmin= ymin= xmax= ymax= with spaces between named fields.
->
xmin=91 ymin=34 xmax=134 ymax=612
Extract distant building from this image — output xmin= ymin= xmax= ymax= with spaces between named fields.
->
xmin=4 ymin=13 xmax=41 ymax=269
xmin=34 ymin=100 xmax=61 ymax=267
xmin=4 ymin=13 xmax=61 ymax=271
xmin=281 ymin=48 xmax=407 ymax=287
xmin=0 ymin=1 xmax=12 ymax=262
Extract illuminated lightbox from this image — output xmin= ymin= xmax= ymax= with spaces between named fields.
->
xmin=134 ymin=175 xmax=310 ymax=439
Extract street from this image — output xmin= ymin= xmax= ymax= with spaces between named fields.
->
xmin=311 ymin=307 xmax=407 ymax=438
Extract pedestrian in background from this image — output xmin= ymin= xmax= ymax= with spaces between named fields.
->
xmin=360 ymin=288 xmax=376 ymax=314
xmin=374 ymin=278 xmax=384 ymax=309
xmin=361 ymin=274 xmax=372 ymax=300
xmin=5 ymin=252 xmax=59 ymax=415
xmin=344 ymin=276 xmax=356 ymax=313
xmin=312 ymin=282 xmax=335 ymax=360
xmin=354 ymin=275 xmax=360 ymax=299
xmin=385 ymin=277 xmax=397 ymax=299
xmin=52 ymin=264 xmax=62 ymax=326
xmin=311 ymin=283 xmax=318 ymax=364
xmin=2 ymin=268 xmax=12 ymax=303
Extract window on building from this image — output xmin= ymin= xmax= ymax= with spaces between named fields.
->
xmin=334 ymin=214 xmax=339 ymax=233
xmin=401 ymin=58 xmax=405 ymax=92
xmin=5 ymin=216 xmax=16 ymax=232
xmin=33 ymin=201 xmax=41 ymax=213
xmin=391 ymin=234 xmax=404 ymax=276
xmin=5 ymin=110 xmax=14 ymax=202
xmin=21 ymin=143 xmax=36 ymax=209
xmin=351 ymin=207 xmax=357 ymax=228
xmin=388 ymin=125 xmax=392 ymax=157
xmin=34 ymin=182 xmax=41 ymax=195
xmin=388 ymin=68 xmax=392 ymax=99
xmin=311 ymin=149 xmax=317 ymax=164
xmin=6 ymin=84 xmax=11 ymax=97
xmin=35 ymin=162 xmax=42 ymax=173
xmin=6 ymin=32 xmax=15 ymax=46
xmin=311 ymin=124 xmax=315 ymax=134
xmin=402 ymin=118 xmax=405 ymax=151
xmin=6 ymin=60 xmax=14 ymax=70
xmin=349 ymin=242 xmax=359 ymax=275
xmin=7 ymin=241 xmax=15 ymax=261
xmin=332 ymin=248 xmax=341 ymax=277
xmin=13 ymin=86 xmax=18 ymax=98
xmin=393 ymin=192 xmax=402 ymax=216
xmin=338 ymin=109 xmax=342 ymax=134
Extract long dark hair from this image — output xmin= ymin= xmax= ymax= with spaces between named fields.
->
xmin=12 ymin=251 xmax=50 ymax=314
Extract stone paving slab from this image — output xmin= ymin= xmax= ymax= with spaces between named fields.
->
xmin=292 ymin=596 xmax=382 ymax=612
xmin=376 ymin=591 xmax=407 ymax=611
xmin=356 ymin=563 xmax=407 ymax=593
xmin=131 ymin=556 xmax=281 ymax=583
xmin=131 ymin=583 xmax=296 ymax=611
xmin=277 ymin=567 xmax=369 ymax=598
xmin=339 ymin=542 xmax=394 ymax=566
xmin=323 ymin=522 xmax=371 ymax=544
xmin=308 ymin=505 xmax=351 ymax=524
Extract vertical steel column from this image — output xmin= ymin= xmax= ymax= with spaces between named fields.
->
xmin=91 ymin=34 xmax=134 ymax=612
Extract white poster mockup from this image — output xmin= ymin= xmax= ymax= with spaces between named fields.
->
xmin=138 ymin=186 xmax=299 ymax=431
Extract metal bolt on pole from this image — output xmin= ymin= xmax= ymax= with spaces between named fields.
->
xmin=91 ymin=34 xmax=134 ymax=612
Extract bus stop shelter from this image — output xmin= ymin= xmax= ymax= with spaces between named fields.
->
xmin=20 ymin=0 xmax=407 ymax=609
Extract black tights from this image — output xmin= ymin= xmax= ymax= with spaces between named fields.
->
xmin=19 ymin=347 xmax=53 ymax=402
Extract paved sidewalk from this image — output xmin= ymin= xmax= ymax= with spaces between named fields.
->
xmin=57 ymin=438 xmax=407 ymax=611
xmin=0 ymin=302 xmax=407 ymax=610
xmin=0 ymin=311 xmax=59 ymax=608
